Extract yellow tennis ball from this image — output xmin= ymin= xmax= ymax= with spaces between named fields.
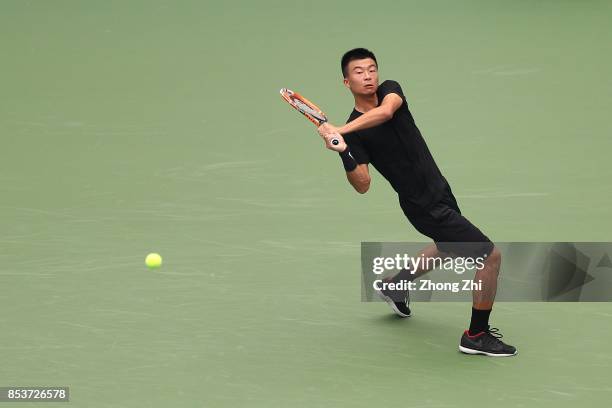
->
xmin=145 ymin=253 xmax=162 ymax=269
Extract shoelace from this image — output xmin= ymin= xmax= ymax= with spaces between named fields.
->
xmin=486 ymin=327 xmax=504 ymax=339
xmin=480 ymin=327 xmax=510 ymax=349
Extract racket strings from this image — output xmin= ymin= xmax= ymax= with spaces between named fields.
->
xmin=293 ymin=99 xmax=325 ymax=121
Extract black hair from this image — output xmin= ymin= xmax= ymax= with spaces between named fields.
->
xmin=341 ymin=48 xmax=378 ymax=78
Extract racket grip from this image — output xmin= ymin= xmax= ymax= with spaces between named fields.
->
xmin=331 ymin=139 xmax=339 ymax=146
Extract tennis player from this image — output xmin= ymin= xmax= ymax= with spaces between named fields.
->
xmin=318 ymin=48 xmax=517 ymax=357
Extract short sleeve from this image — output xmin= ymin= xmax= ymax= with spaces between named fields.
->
xmin=377 ymin=80 xmax=407 ymax=105
xmin=343 ymin=132 xmax=370 ymax=164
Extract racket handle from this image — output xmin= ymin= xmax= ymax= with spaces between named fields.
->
xmin=320 ymin=120 xmax=339 ymax=146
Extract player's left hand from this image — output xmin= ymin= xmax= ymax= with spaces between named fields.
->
xmin=322 ymin=132 xmax=347 ymax=152
xmin=318 ymin=123 xmax=339 ymax=137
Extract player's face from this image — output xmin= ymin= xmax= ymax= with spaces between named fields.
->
xmin=344 ymin=58 xmax=379 ymax=96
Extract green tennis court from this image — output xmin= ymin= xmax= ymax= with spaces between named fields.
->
xmin=1 ymin=0 xmax=611 ymax=406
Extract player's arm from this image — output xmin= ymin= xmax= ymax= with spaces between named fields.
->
xmin=337 ymin=93 xmax=403 ymax=134
xmin=321 ymin=133 xmax=371 ymax=194
xmin=345 ymin=163 xmax=370 ymax=194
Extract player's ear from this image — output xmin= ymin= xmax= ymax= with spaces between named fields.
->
xmin=343 ymin=78 xmax=350 ymax=89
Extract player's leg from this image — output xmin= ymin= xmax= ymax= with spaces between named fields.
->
xmin=458 ymin=245 xmax=516 ymax=356
xmin=377 ymin=195 xmax=458 ymax=318
xmin=401 ymin=187 xmax=517 ymax=356
xmin=375 ymin=243 xmax=441 ymax=318
xmin=385 ymin=243 xmax=441 ymax=283
xmin=473 ymin=246 xmax=501 ymax=310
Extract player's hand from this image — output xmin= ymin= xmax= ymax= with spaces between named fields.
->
xmin=318 ymin=122 xmax=340 ymax=137
xmin=322 ymin=132 xmax=347 ymax=152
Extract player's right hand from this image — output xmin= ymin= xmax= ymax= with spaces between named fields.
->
xmin=322 ymin=132 xmax=347 ymax=153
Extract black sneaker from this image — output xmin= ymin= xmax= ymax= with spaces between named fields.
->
xmin=375 ymin=276 xmax=411 ymax=318
xmin=459 ymin=326 xmax=518 ymax=357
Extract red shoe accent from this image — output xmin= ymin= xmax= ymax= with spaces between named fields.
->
xmin=465 ymin=329 xmax=485 ymax=338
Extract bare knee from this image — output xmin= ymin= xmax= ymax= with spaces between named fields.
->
xmin=486 ymin=246 xmax=502 ymax=267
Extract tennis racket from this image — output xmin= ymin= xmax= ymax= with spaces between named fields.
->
xmin=279 ymin=88 xmax=340 ymax=145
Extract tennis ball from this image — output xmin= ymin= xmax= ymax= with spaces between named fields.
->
xmin=145 ymin=253 xmax=162 ymax=269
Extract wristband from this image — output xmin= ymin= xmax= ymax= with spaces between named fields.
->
xmin=339 ymin=147 xmax=358 ymax=172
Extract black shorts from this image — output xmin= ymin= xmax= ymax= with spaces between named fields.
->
xmin=399 ymin=184 xmax=494 ymax=258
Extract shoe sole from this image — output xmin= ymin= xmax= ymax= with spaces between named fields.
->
xmin=375 ymin=289 xmax=411 ymax=318
xmin=459 ymin=345 xmax=518 ymax=357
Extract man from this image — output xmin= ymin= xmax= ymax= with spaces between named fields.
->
xmin=318 ymin=48 xmax=517 ymax=357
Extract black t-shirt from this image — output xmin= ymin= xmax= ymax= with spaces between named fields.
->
xmin=343 ymin=79 xmax=448 ymax=209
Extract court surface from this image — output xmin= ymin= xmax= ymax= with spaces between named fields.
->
xmin=1 ymin=1 xmax=612 ymax=407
